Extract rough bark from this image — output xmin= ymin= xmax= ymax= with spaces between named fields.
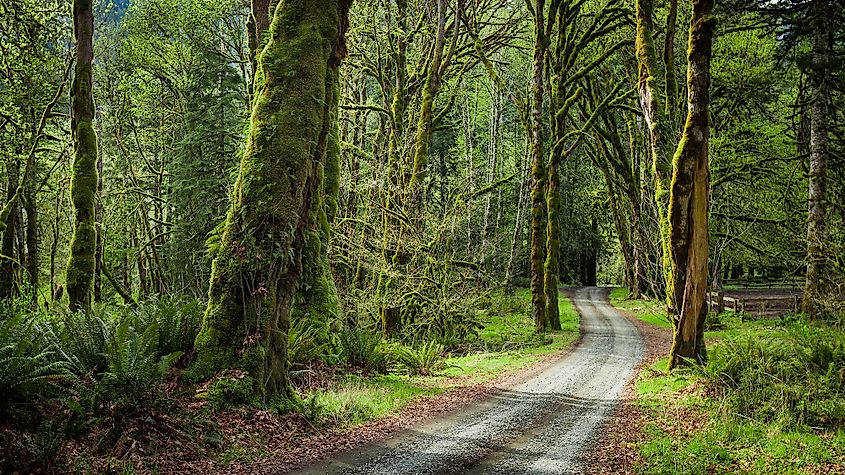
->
xmin=193 ymin=0 xmax=352 ymax=399
xmin=667 ymin=0 xmax=715 ymax=369
xmin=544 ymin=162 xmax=561 ymax=330
xmin=66 ymin=0 xmax=98 ymax=312
xmin=635 ymin=0 xmax=673 ymax=309
xmin=408 ymin=0 xmax=448 ymax=209
xmin=803 ymin=0 xmax=830 ymax=316
xmin=0 ymin=164 xmax=20 ymax=300
xmin=530 ymin=0 xmax=547 ymax=333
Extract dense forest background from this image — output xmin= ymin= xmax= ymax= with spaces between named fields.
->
xmin=1 ymin=0 xmax=844 ymax=471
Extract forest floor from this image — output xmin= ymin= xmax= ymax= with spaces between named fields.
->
xmin=288 ymin=286 xmax=642 ymax=474
xmin=84 ymin=289 xmax=582 ymax=474
xmin=589 ymin=288 xmax=845 ymax=474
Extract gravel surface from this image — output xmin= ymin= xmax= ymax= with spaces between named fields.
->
xmin=293 ymin=287 xmax=643 ymax=475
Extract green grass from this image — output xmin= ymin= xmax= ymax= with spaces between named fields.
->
xmin=609 ymin=287 xmax=672 ymax=328
xmin=610 ymin=287 xmax=845 ymax=474
xmin=303 ymin=374 xmax=444 ymax=427
xmin=302 ymin=289 xmax=580 ymax=428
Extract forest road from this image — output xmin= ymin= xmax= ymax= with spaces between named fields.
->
xmin=291 ymin=286 xmax=643 ymax=475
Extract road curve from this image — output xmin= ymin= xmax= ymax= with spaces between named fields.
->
xmin=292 ymin=287 xmax=643 ymax=475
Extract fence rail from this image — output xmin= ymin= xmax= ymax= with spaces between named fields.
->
xmin=707 ymin=290 xmax=802 ymax=318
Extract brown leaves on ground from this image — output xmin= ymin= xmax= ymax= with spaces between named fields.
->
xmin=116 ymin=337 xmax=577 ymax=475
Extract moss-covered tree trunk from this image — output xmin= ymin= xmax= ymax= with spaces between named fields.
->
xmin=66 ymin=0 xmax=98 ymax=312
xmin=544 ymin=162 xmax=561 ymax=330
xmin=803 ymin=0 xmax=830 ymax=316
xmin=667 ymin=0 xmax=715 ymax=369
xmin=0 ymin=164 xmax=21 ymax=301
xmin=194 ymin=0 xmax=352 ymax=399
xmin=635 ymin=0 xmax=673 ymax=311
xmin=530 ymin=0 xmax=548 ymax=333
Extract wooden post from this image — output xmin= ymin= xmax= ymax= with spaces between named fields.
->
xmin=793 ymin=295 xmax=800 ymax=313
xmin=717 ymin=291 xmax=724 ymax=313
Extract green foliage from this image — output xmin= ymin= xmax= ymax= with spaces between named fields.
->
xmin=134 ymin=296 xmax=203 ymax=357
xmin=706 ymin=323 xmax=845 ymax=429
xmin=202 ymin=371 xmax=258 ymax=410
xmin=301 ymin=375 xmax=441 ymax=427
xmin=394 ymin=341 xmax=445 ymax=376
xmin=0 ymin=313 xmax=70 ymax=419
xmin=95 ymin=317 xmax=183 ymax=409
xmin=330 ymin=327 xmax=391 ymax=373
xmin=287 ymin=317 xmax=329 ymax=370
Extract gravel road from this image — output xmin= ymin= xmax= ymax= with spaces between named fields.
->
xmin=293 ymin=287 xmax=643 ymax=475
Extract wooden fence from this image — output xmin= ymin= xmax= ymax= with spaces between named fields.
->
xmin=707 ymin=291 xmax=801 ymax=318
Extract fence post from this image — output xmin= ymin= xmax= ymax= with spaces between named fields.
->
xmin=717 ymin=291 xmax=724 ymax=313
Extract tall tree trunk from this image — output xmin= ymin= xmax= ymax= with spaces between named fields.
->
xmin=24 ymin=182 xmax=37 ymax=307
xmin=194 ymin=0 xmax=352 ymax=399
xmin=635 ymin=0 xmax=672 ymax=308
xmin=94 ymin=136 xmax=104 ymax=303
xmin=667 ymin=0 xmax=715 ymax=369
xmin=0 ymin=163 xmax=20 ymax=301
xmin=530 ymin=0 xmax=547 ymax=333
xmin=803 ymin=0 xmax=830 ymax=316
xmin=66 ymin=0 xmax=98 ymax=312
xmin=408 ymin=0 xmax=448 ymax=209
xmin=544 ymin=163 xmax=561 ymax=330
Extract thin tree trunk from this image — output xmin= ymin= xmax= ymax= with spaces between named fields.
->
xmin=66 ymin=0 xmax=98 ymax=311
xmin=803 ymin=0 xmax=830 ymax=316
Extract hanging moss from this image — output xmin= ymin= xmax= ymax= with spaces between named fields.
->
xmin=193 ymin=0 xmax=350 ymax=400
xmin=66 ymin=0 xmax=98 ymax=312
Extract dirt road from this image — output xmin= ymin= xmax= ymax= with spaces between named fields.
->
xmin=293 ymin=287 xmax=643 ymax=474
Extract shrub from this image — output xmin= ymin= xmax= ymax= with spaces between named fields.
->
xmin=394 ymin=341 xmax=445 ymax=376
xmin=95 ymin=318 xmax=183 ymax=410
xmin=706 ymin=323 xmax=845 ymax=428
xmin=0 ymin=314 xmax=70 ymax=419
xmin=288 ymin=317 xmax=329 ymax=370
xmin=331 ymin=328 xmax=390 ymax=373
xmin=134 ymin=296 xmax=203 ymax=358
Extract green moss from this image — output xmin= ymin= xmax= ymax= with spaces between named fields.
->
xmin=66 ymin=0 xmax=99 ymax=312
xmin=544 ymin=165 xmax=561 ymax=330
xmin=200 ymin=372 xmax=260 ymax=411
xmin=194 ymin=0 xmax=347 ymax=399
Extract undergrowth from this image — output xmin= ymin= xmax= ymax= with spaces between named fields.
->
xmin=615 ymin=288 xmax=845 ymax=474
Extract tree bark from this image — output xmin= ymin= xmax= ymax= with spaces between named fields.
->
xmin=667 ymin=0 xmax=715 ymax=369
xmin=530 ymin=0 xmax=548 ymax=333
xmin=803 ymin=0 xmax=830 ymax=316
xmin=194 ymin=0 xmax=352 ymax=399
xmin=66 ymin=0 xmax=98 ymax=312
xmin=635 ymin=0 xmax=672 ymax=308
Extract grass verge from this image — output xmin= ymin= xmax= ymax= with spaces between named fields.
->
xmin=610 ymin=288 xmax=845 ymax=474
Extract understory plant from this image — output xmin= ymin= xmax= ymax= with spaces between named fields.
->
xmin=705 ymin=322 xmax=845 ymax=428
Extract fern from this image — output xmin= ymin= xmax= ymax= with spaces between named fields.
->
xmin=96 ymin=318 xmax=182 ymax=408
xmin=288 ymin=317 xmax=328 ymax=370
xmin=395 ymin=341 xmax=445 ymax=376
xmin=331 ymin=328 xmax=390 ymax=372
xmin=0 ymin=315 xmax=70 ymax=416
